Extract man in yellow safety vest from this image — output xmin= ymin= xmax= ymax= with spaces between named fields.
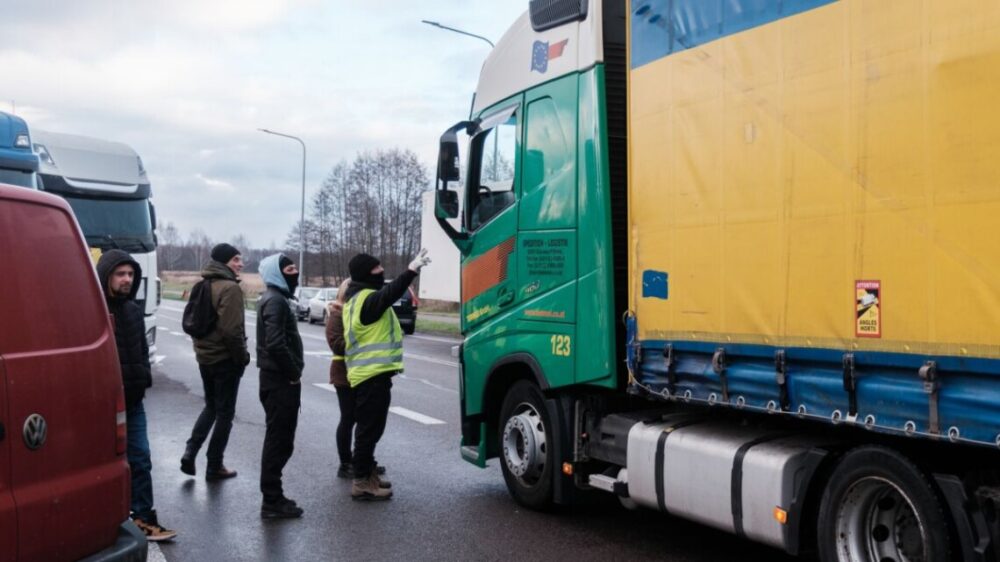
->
xmin=343 ymin=249 xmax=430 ymax=500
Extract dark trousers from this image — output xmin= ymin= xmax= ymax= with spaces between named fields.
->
xmin=334 ymin=385 xmax=356 ymax=465
xmin=126 ymin=400 xmax=154 ymax=520
xmin=352 ymin=374 xmax=392 ymax=479
xmin=259 ymin=382 xmax=301 ymax=502
xmin=186 ymin=360 xmax=242 ymax=469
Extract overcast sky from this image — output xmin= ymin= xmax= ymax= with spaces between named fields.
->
xmin=0 ymin=0 xmax=526 ymax=248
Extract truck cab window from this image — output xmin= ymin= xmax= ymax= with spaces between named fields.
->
xmin=467 ymin=111 xmax=517 ymax=231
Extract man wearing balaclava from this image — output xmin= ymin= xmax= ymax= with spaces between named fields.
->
xmin=342 ymin=248 xmax=431 ymax=501
xmin=255 ymin=253 xmax=305 ymax=518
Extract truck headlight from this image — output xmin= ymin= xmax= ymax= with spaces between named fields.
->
xmin=15 ymin=134 xmax=30 ymax=148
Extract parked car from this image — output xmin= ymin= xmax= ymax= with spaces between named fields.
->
xmin=293 ymin=286 xmax=321 ymax=321
xmin=0 ymin=184 xmax=147 ymax=561
xmin=390 ymin=282 xmax=418 ymax=335
xmin=307 ymin=287 xmax=338 ymax=324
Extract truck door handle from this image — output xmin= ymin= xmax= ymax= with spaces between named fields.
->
xmin=0 ymin=422 xmax=4 ymax=441
xmin=497 ymin=286 xmax=514 ymax=306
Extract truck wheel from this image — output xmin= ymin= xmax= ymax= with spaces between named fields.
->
xmin=498 ymin=381 xmax=553 ymax=510
xmin=817 ymin=446 xmax=950 ymax=562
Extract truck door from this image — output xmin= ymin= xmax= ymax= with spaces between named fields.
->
xmin=461 ymin=102 xmax=521 ymax=330
xmin=0 ymin=358 xmax=15 ymax=562
xmin=505 ymin=79 xmax=580 ymax=385
xmin=0 ymin=197 xmax=130 ymax=561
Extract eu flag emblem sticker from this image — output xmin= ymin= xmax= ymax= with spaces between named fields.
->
xmin=531 ymin=39 xmax=568 ymax=73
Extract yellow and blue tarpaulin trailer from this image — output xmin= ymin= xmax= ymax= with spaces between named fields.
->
xmin=627 ymin=0 xmax=1000 ymax=446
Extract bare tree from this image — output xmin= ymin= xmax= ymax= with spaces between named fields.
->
xmin=157 ymin=222 xmax=184 ymax=271
xmin=188 ymin=228 xmax=212 ymax=270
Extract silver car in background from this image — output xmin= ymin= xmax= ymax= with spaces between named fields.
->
xmin=293 ymin=286 xmax=321 ymax=321
xmin=307 ymin=287 xmax=338 ymax=324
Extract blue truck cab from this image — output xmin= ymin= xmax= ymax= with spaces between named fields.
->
xmin=0 ymin=112 xmax=38 ymax=189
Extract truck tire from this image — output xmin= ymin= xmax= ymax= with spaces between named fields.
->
xmin=498 ymin=381 xmax=554 ymax=510
xmin=817 ymin=445 xmax=951 ymax=562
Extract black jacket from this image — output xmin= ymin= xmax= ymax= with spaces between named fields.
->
xmin=96 ymin=249 xmax=151 ymax=409
xmin=256 ymin=285 xmax=304 ymax=389
xmin=344 ymin=269 xmax=417 ymax=326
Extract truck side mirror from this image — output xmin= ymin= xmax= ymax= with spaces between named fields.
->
xmin=435 ymin=190 xmax=459 ymax=219
xmin=438 ymin=139 xmax=460 ymax=183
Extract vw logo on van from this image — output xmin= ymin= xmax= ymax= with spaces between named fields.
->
xmin=22 ymin=414 xmax=47 ymax=450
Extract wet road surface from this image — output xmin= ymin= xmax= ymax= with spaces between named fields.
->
xmin=143 ymin=301 xmax=796 ymax=561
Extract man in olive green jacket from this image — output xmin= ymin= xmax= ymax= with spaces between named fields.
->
xmin=181 ymin=243 xmax=251 ymax=481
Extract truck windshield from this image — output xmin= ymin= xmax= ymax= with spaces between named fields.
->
xmin=63 ymin=195 xmax=155 ymax=253
xmin=0 ymin=167 xmax=36 ymax=188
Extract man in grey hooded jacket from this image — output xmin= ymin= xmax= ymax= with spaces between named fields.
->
xmin=256 ymin=253 xmax=305 ymax=519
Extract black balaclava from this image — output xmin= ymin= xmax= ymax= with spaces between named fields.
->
xmin=349 ymin=253 xmax=384 ymax=287
xmin=278 ymin=255 xmax=299 ymax=294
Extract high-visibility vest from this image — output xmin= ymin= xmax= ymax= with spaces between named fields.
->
xmin=343 ymin=289 xmax=404 ymax=387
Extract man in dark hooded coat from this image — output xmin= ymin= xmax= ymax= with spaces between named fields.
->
xmin=96 ymin=249 xmax=177 ymax=541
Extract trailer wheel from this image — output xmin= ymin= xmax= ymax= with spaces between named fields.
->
xmin=498 ymin=381 xmax=553 ymax=509
xmin=817 ymin=446 xmax=950 ymax=562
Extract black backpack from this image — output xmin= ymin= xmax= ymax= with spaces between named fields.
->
xmin=182 ymin=279 xmax=217 ymax=339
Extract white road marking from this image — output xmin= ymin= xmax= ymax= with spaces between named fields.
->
xmin=404 ymin=353 xmax=458 ymax=368
xmin=396 ymin=374 xmax=458 ymax=394
xmin=312 ymin=384 xmax=452 ymax=420
xmin=153 ymin=355 xmax=166 ymax=365
xmin=148 ymin=542 xmax=166 ymax=562
xmin=304 ymin=351 xmax=332 ymax=357
xmin=157 ymin=326 xmax=169 ymax=331
xmin=169 ymin=331 xmax=185 ymax=337
xmin=389 ymin=406 xmax=446 ymax=425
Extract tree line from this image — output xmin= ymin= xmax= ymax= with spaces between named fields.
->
xmin=157 ymin=148 xmax=426 ymax=285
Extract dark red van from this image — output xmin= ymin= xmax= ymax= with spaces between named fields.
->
xmin=0 ymin=184 xmax=146 ymax=561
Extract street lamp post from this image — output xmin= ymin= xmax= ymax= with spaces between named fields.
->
xmin=258 ymin=128 xmax=307 ymax=286
xmin=420 ymin=20 xmax=495 ymax=48
xmin=421 ymin=20 xmax=498 ymax=177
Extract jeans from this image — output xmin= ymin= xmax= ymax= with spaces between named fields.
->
xmin=334 ymin=385 xmax=356 ymax=465
xmin=127 ymin=400 xmax=154 ymax=520
xmin=352 ymin=374 xmax=392 ymax=479
xmin=259 ymin=381 xmax=301 ymax=502
xmin=186 ymin=360 xmax=242 ymax=469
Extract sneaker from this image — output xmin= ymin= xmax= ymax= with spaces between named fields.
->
xmin=337 ymin=463 xmax=354 ymax=479
xmin=205 ymin=466 xmax=238 ymax=481
xmin=351 ymin=474 xmax=392 ymax=501
xmin=261 ymin=497 xmax=304 ymax=519
xmin=180 ymin=455 xmax=195 ymax=476
xmin=133 ymin=512 xmax=178 ymax=542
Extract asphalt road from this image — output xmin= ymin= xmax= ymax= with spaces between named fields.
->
xmin=144 ymin=301 xmax=796 ymax=562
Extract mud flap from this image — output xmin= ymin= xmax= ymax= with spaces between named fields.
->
xmin=545 ymin=394 xmax=578 ymax=505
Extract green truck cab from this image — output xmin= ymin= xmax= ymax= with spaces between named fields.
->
xmin=434 ymin=0 xmax=627 ymax=507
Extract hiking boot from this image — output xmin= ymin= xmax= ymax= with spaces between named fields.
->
xmin=351 ymin=474 xmax=393 ymax=501
xmin=180 ymin=455 xmax=195 ymax=476
xmin=205 ymin=466 xmax=238 ymax=481
xmin=337 ymin=463 xmax=354 ymax=479
xmin=261 ymin=497 xmax=304 ymax=519
xmin=133 ymin=511 xmax=177 ymax=542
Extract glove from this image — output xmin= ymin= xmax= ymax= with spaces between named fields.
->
xmin=408 ymin=248 xmax=431 ymax=272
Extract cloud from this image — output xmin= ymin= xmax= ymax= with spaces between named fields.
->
xmin=195 ymin=173 xmax=235 ymax=192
